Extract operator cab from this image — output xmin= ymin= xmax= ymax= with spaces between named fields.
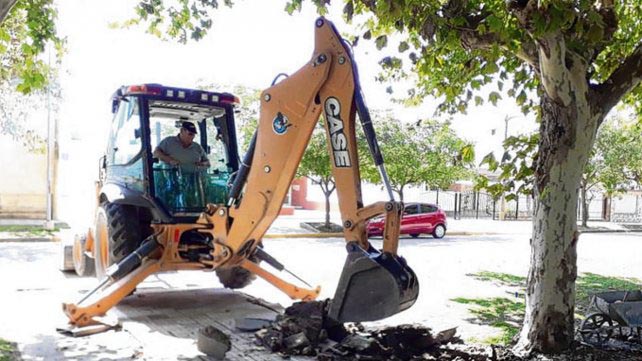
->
xmin=106 ymin=84 xmax=240 ymax=221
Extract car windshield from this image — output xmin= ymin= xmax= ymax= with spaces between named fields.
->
xmin=148 ymin=100 xmax=232 ymax=214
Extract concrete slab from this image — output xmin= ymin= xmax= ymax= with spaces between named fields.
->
xmin=0 ymin=241 xmax=311 ymax=360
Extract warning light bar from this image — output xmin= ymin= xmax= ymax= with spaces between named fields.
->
xmin=118 ymin=84 xmax=240 ymax=107
xmin=125 ymin=84 xmax=162 ymax=95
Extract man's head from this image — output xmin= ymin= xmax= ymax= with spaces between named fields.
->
xmin=179 ymin=121 xmax=197 ymax=145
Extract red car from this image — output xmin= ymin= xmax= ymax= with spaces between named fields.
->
xmin=367 ymin=203 xmax=447 ymax=239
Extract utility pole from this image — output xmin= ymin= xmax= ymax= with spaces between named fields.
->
xmin=44 ymin=43 xmax=55 ymax=230
xmin=499 ymin=115 xmax=517 ymax=221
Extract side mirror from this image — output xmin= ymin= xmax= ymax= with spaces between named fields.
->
xmin=152 ymin=157 xmax=159 ymax=164
xmin=134 ymin=128 xmax=141 ymax=139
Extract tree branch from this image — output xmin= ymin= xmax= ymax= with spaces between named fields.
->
xmin=537 ymin=32 xmax=574 ymax=106
xmin=0 ymin=0 xmax=17 ymax=25
xmin=328 ymin=181 xmax=336 ymax=194
xmin=458 ymin=29 xmax=539 ymax=69
xmin=595 ymin=41 xmax=642 ymax=116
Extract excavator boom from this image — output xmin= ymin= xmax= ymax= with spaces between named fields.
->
xmin=224 ymin=17 xmax=419 ymax=322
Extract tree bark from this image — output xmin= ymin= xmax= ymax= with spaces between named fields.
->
xmin=398 ymin=184 xmax=405 ymax=203
xmin=515 ymin=30 xmax=603 ymax=353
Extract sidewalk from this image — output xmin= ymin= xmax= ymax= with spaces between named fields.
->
xmin=266 ymin=209 xmax=634 ymax=237
xmin=0 ymin=211 xmax=636 ymax=242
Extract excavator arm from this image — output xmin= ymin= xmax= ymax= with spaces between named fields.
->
xmin=61 ymin=17 xmax=418 ymax=331
xmin=219 ymin=17 xmax=419 ymax=322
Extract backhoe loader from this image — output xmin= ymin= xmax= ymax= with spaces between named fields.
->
xmin=62 ymin=17 xmax=419 ymax=333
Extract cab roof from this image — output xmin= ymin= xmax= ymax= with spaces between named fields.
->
xmin=112 ymin=83 xmax=240 ymax=112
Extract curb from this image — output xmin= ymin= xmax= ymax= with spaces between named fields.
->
xmin=579 ymin=229 xmax=628 ymax=233
xmin=263 ymin=232 xmax=343 ymax=238
xmin=0 ymin=237 xmax=55 ymax=243
xmin=0 ymin=229 xmax=638 ymax=242
xmin=263 ymin=231 xmax=485 ymax=238
xmin=262 ymin=229 xmax=641 ymax=239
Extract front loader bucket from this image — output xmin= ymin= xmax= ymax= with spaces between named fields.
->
xmin=328 ymin=242 xmax=419 ymax=323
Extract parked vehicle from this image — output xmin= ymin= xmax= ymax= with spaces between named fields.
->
xmin=367 ymin=203 xmax=447 ymax=239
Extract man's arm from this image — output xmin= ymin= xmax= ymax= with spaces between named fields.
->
xmin=153 ymin=140 xmax=179 ymax=166
xmin=196 ymin=145 xmax=210 ymax=168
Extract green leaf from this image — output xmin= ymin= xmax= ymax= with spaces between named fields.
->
xmin=488 ymin=91 xmax=501 ymax=106
xmin=375 ymin=35 xmax=388 ymax=50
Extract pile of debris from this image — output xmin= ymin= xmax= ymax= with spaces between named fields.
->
xmin=251 ymin=299 xmax=489 ymax=360
xmin=239 ymin=299 xmax=642 ymax=360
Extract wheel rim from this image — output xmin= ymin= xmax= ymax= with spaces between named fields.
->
xmin=580 ymin=313 xmax=613 ymax=344
xmin=72 ymin=236 xmax=84 ymax=270
xmin=435 ymin=225 xmax=445 ymax=238
xmin=95 ymin=211 xmax=110 ymax=271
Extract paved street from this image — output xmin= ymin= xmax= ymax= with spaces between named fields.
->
xmin=0 ymin=232 xmax=640 ymax=359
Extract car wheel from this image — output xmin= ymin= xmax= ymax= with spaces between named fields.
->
xmin=432 ymin=224 xmax=446 ymax=239
xmin=409 ymin=233 xmax=420 ymax=238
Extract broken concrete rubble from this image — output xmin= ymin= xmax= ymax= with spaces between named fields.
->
xmin=197 ymin=325 xmax=231 ymax=359
xmin=240 ymin=299 xmax=642 ymax=360
xmin=250 ymin=299 xmax=464 ymax=360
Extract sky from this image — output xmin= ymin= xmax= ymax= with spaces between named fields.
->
xmin=53 ymin=0 xmax=538 ymax=225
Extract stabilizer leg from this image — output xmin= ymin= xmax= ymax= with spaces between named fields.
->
xmin=61 ymin=239 xmax=161 ymax=333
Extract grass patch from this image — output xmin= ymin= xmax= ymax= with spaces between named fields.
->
xmin=454 ymin=271 xmax=641 ymax=345
xmin=575 ymin=272 xmax=641 ymax=313
xmin=0 ymin=225 xmax=59 ymax=237
xmin=0 ymin=338 xmax=17 ymax=361
xmin=469 ymin=271 xmax=526 ymax=287
xmin=451 ymin=297 xmax=524 ymax=345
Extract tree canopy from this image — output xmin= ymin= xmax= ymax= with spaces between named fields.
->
xmin=594 ymin=117 xmax=642 ymax=192
xmin=0 ymin=0 xmax=62 ymax=93
xmin=130 ymin=2 xmax=642 ymax=116
xmin=297 ymin=123 xmax=336 ymax=228
xmin=359 ymin=117 xmax=474 ymax=202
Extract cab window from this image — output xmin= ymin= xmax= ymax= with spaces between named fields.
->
xmin=420 ymin=204 xmax=438 ymax=213
xmin=110 ymin=96 xmax=142 ymax=165
xmin=404 ymin=205 xmax=419 ymax=215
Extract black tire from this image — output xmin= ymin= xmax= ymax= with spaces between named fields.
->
xmin=215 ymin=265 xmax=257 ymax=289
xmin=94 ymin=203 xmax=142 ymax=278
xmin=215 ymin=253 xmax=260 ymax=289
xmin=73 ymin=234 xmax=95 ymax=277
xmin=410 ymin=233 xmax=420 ymax=238
xmin=432 ymin=224 xmax=446 ymax=239
xmin=580 ymin=312 xmax=613 ymax=344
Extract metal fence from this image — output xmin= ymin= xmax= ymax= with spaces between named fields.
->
xmin=420 ymin=189 xmax=642 ymax=222
xmin=422 ymin=190 xmax=502 ymax=220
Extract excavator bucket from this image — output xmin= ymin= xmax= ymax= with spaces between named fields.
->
xmin=328 ymin=242 xmax=419 ymax=323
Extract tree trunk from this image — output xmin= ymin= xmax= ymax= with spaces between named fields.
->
xmin=324 ymin=191 xmax=331 ymax=229
xmin=603 ymin=195 xmax=612 ymax=221
xmin=515 ymin=90 xmax=601 ymax=353
xmin=580 ymin=184 xmax=589 ymax=228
